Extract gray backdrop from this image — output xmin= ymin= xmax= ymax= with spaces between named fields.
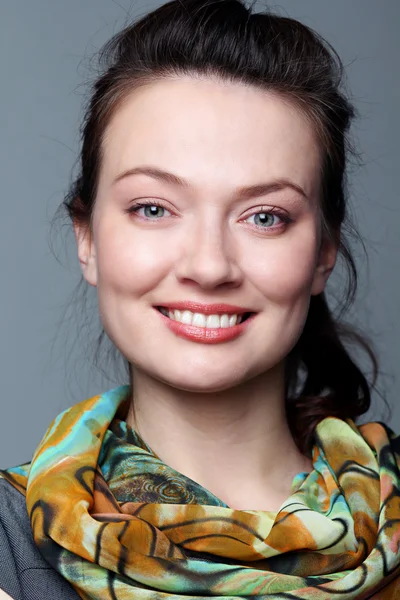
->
xmin=1 ymin=0 xmax=399 ymax=467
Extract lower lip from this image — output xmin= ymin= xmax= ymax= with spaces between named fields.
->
xmin=155 ymin=309 xmax=256 ymax=344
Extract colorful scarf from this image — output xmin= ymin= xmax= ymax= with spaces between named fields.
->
xmin=1 ymin=385 xmax=400 ymax=599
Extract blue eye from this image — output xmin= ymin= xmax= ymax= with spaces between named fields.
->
xmin=247 ymin=212 xmax=278 ymax=227
xmin=244 ymin=210 xmax=291 ymax=229
xmin=142 ymin=205 xmax=166 ymax=218
xmin=127 ymin=202 xmax=171 ymax=219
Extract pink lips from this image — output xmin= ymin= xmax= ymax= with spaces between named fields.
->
xmin=155 ymin=305 xmax=256 ymax=344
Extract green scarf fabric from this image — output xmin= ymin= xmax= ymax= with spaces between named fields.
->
xmin=1 ymin=384 xmax=400 ymax=599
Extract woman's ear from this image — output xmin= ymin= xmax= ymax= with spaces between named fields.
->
xmin=311 ymin=234 xmax=339 ymax=296
xmin=73 ymin=219 xmax=98 ymax=287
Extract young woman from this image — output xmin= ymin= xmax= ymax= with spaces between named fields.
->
xmin=1 ymin=0 xmax=399 ymax=598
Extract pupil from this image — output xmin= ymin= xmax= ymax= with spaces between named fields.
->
xmin=255 ymin=213 xmax=273 ymax=226
xmin=145 ymin=206 xmax=163 ymax=218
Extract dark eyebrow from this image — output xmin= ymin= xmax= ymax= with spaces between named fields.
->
xmin=113 ymin=165 xmax=308 ymax=201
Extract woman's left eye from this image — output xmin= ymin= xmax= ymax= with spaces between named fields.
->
xmin=243 ymin=210 xmax=291 ymax=229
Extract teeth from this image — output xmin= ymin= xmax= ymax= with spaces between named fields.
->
xmin=181 ymin=310 xmax=193 ymax=325
xmin=220 ymin=314 xmax=230 ymax=328
xmin=229 ymin=315 xmax=238 ymax=327
xmin=192 ymin=313 xmax=206 ymax=327
xmin=206 ymin=314 xmax=220 ymax=329
xmin=159 ymin=308 xmax=245 ymax=328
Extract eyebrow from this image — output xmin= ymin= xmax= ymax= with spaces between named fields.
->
xmin=113 ymin=165 xmax=308 ymax=201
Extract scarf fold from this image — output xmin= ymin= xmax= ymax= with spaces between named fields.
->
xmin=2 ymin=384 xmax=400 ymax=599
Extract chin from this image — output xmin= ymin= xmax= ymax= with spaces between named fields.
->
xmin=164 ymin=380 xmax=242 ymax=394
xmin=152 ymin=364 xmax=258 ymax=394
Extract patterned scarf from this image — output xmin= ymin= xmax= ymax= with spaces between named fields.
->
xmin=1 ymin=384 xmax=400 ymax=599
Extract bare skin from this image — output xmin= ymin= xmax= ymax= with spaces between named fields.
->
xmin=126 ymin=366 xmax=313 ymax=510
xmin=74 ymin=76 xmax=337 ymax=511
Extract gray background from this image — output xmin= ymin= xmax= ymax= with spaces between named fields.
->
xmin=0 ymin=1 xmax=399 ymax=467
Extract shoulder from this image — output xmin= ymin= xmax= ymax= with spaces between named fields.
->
xmin=0 ymin=478 xmax=80 ymax=600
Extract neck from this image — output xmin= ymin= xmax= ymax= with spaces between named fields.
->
xmin=126 ymin=364 xmax=312 ymax=510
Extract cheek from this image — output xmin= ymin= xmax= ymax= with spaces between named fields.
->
xmin=246 ymin=230 xmax=319 ymax=305
xmin=95 ymin=223 xmax=171 ymax=295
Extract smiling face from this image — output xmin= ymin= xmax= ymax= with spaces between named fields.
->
xmin=74 ymin=76 xmax=338 ymax=392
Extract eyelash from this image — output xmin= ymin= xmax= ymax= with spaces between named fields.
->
xmin=125 ymin=200 xmax=293 ymax=231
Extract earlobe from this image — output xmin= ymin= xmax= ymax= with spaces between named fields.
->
xmin=310 ymin=264 xmax=333 ymax=296
xmin=73 ymin=220 xmax=98 ymax=287
xmin=311 ymin=236 xmax=339 ymax=296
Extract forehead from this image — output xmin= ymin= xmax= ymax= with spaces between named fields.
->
xmin=100 ymin=76 xmax=322 ymax=197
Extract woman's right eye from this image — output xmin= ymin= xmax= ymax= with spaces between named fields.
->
xmin=126 ymin=202 xmax=172 ymax=219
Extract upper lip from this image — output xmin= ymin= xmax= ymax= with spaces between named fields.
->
xmin=155 ymin=302 xmax=254 ymax=315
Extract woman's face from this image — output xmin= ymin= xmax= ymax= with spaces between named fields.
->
xmin=75 ymin=77 xmax=337 ymax=392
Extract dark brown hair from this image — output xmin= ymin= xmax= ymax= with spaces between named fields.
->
xmin=59 ymin=0 xmax=385 ymax=455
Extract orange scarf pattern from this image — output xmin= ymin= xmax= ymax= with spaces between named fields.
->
xmin=1 ymin=385 xmax=400 ymax=599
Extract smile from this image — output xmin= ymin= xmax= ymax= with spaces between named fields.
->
xmin=157 ymin=307 xmax=252 ymax=328
xmin=155 ymin=306 xmax=256 ymax=344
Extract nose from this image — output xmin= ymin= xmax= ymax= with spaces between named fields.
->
xmin=174 ymin=213 xmax=243 ymax=290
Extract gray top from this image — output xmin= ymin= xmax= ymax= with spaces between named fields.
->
xmin=0 ymin=478 xmax=79 ymax=599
